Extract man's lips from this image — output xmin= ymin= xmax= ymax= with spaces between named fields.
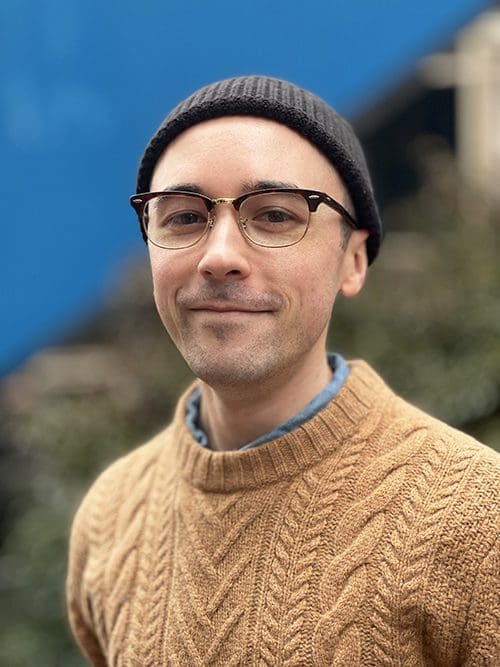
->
xmin=188 ymin=302 xmax=272 ymax=313
xmin=177 ymin=288 xmax=284 ymax=313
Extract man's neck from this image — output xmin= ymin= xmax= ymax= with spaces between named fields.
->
xmin=199 ymin=354 xmax=333 ymax=452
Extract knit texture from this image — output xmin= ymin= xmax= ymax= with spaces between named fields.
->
xmin=134 ymin=76 xmax=383 ymax=264
xmin=67 ymin=361 xmax=500 ymax=666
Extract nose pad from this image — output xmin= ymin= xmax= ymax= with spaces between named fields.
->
xmin=206 ymin=207 xmax=243 ymax=241
xmin=197 ymin=207 xmax=251 ymax=279
xmin=204 ymin=200 xmax=254 ymax=247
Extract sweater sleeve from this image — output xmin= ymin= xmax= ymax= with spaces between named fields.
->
xmin=460 ymin=454 xmax=500 ymax=665
xmin=460 ymin=532 xmax=500 ymax=665
xmin=66 ymin=488 xmax=107 ymax=667
xmin=437 ymin=448 xmax=500 ymax=665
xmin=66 ymin=437 xmax=165 ymax=665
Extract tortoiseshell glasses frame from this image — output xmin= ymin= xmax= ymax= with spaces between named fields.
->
xmin=130 ymin=188 xmax=358 ymax=250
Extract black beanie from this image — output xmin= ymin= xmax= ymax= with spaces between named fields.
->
xmin=136 ymin=76 xmax=383 ymax=264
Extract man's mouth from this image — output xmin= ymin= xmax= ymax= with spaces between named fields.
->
xmin=177 ymin=286 xmax=284 ymax=315
xmin=189 ymin=302 xmax=271 ymax=313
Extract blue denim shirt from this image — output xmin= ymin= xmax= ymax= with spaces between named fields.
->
xmin=185 ymin=353 xmax=349 ymax=452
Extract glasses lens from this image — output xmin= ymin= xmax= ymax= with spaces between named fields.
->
xmin=144 ymin=194 xmax=209 ymax=248
xmin=240 ymin=191 xmax=309 ymax=247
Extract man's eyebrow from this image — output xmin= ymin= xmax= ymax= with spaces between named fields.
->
xmin=158 ymin=180 xmax=299 ymax=196
xmin=160 ymin=183 xmax=206 ymax=195
xmin=241 ymin=180 xmax=298 ymax=192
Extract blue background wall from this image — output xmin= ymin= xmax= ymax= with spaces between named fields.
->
xmin=0 ymin=0 xmax=491 ymax=375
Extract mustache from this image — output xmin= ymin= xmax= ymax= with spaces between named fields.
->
xmin=177 ymin=284 xmax=284 ymax=311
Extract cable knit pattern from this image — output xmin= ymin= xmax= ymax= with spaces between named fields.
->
xmin=67 ymin=361 xmax=500 ymax=666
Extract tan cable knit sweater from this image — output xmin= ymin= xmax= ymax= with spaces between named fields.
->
xmin=67 ymin=361 xmax=500 ymax=666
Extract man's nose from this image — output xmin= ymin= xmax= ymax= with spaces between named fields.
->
xmin=196 ymin=207 xmax=251 ymax=281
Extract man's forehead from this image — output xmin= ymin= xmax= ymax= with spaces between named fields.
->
xmin=162 ymin=115 xmax=320 ymax=151
xmin=151 ymin=115 xmax=346 ymax=194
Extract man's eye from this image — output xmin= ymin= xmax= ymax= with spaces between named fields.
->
xmin=168 ymin=211 xmax=206 ymax=226
xmin=255 ymin=209 xmax=294 ymax=224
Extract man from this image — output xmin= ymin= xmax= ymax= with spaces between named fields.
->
xmin=67 ymin=76 xmax=499 ymax=666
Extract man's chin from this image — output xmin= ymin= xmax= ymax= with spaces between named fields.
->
xmin=185 ymin=350 xmax=273 ymax=391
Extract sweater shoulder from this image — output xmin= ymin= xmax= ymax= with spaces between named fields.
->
xmin=391 ymin=393 xmax=500 ymax=467
xmin=90 ymin=427 xmax=170 ymax=492
xmin=69 ymin=424 xmax=175 ymax=552
xmin=385 ymin=394 xmax=500 ymax=536
xmin=360 ymin=389 xmax=500 ymax=663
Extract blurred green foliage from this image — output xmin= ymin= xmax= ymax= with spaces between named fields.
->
xmin=0 ymin=145 xmax=499 ymax=665
xmin=333 ymin=144 xmax=500 ymax=445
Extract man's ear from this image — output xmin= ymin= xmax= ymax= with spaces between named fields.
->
xmin=339 ymin=230 xmax=369 ymax=298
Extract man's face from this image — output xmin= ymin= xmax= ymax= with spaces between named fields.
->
xmin=149 ymin=116 xmax=367 ymax=391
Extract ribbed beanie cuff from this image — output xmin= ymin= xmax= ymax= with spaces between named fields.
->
xmin=136 ymin=76 xmax=383 ymax=263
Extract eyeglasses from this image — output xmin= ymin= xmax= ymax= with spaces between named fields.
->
xmin=130 ymin=188 xmax=357 ymax=249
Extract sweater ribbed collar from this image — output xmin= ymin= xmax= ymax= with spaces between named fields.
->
xmin=163 ymin=360 xmax=392 ymax=493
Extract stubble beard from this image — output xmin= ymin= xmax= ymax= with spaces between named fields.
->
xmin=171 ymin=283 xmax=292 ymax=390
xmin=165 ymin=282 xmax=332 ymax=394
xmin=177 ymin=320 xmax=291 ymax=391
xmin=175 ymin=312 xmax=332 ymax=400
